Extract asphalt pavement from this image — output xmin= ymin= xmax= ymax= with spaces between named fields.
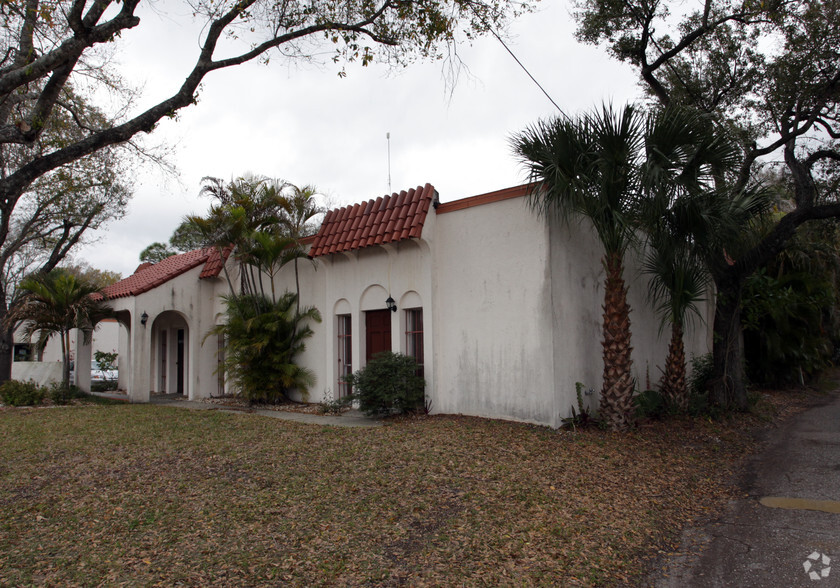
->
xmin=654 ymin=389 xmax=840 ymax=587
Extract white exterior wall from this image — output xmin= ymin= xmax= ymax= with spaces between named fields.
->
xmin=16 ymin=318 xmax=120 ymax=363
xmin=10 ymin=362 xmax=62 ymax=387
xmin=107 ymin=265 xmax=230 ymax=402
xmin=278 ymin=231 xmax=434 ymax=404
xmin=547 ymin=216 xmax=712 ymax=419
xmin=282 ymin=255 xmax=328 ymax=403
xmin=546 ymin=216 xmax=608 ymax=420
xmin=433 ymin=197 xmax=558 ymax=426
xmin=99 ymin=187 xmax=712 ymax=424
xmin=13 ymin=318 xmax=122 ymax=390
xmin=283 ymin=191 xmax=713 ymax=428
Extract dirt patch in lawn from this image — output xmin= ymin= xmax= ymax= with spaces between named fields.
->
xmin=0 ymin=385 xmax=828 ymax=586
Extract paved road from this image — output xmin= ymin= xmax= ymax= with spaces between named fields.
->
xmin=654 ymin=390 xmax=840 ymax=587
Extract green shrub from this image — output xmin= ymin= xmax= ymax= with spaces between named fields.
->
xmin=634 ymin=389 xmax=667 ymax=419
xmin=685 ymin=353 xmax=732 ymax=417
xmin=46 ymin=382 xmax=84 ymax=405
xmin=93 ymin=350 xmax=118 ymax=372
xmin=316 ymin=390 xmax=352 ymax=415
xmin=561 ymin=382 xmax=598 ymax=429
xmin=688 ymin=353 xmax=713 ymax=395
xmin=343 ymin=352 xmax=425 ymax=416
xmin=742 ymin=269 xmax=835 ymax=386
xmin=91 ymin=381 xmax=118 ymax=392
xmin=0 ymin=380 xmax=45 ymax=406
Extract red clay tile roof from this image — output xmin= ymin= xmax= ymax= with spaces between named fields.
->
xmin=199 ymin=245 xmax=232 ymax=279
xmin=309 ymin=184 xmax=437 ymax=258
xmin=98 ymin=247 xmax=229 ymax=300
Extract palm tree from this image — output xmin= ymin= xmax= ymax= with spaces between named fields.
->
xmin=275 ymin=182 xmax=324 ymax=311
xmin=208 ymin=291 xmax=321 ymax=403
xmin=244 ymin=231 xmax=298 ymax=303
xmin=638 ymin=106 xmax=773 ymax=410
xmin=513 ymin=104 xmax=644 ymax=431
xmin=642 ymin=205 xmax=712 ymax=410
xmin=190 ymin=175 xmax=286 ymax=297
xmin=7 ymin=270 xmax=113 ymax=387
xmin=637 ymin=108 xmax=734 ymax=410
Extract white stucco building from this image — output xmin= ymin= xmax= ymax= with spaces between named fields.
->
xmin=93 ymin=183 xmax=712 ymax=428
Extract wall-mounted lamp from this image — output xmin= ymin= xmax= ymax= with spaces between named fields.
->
xmin=140 ymin=311 xmax=149 ymax=326
xmin=385 ymin=296 xmax=397 ymax=313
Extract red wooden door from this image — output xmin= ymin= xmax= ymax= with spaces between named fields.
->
xmin=365 ymin=310 xmax=392 ymax=362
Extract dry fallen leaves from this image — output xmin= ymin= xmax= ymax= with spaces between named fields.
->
xmin=0 ymin=385 xmax=826 ymax=586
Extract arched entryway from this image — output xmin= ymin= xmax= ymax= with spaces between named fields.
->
xmin=150 ymin=311 xmax=190 ymax=397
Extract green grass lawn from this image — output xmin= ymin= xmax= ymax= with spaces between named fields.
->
xmin=0 ymin=402 xmax=783 ymax=586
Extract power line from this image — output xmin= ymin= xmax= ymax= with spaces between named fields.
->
xmin=489 ymin=28 xmax=565 ymax=116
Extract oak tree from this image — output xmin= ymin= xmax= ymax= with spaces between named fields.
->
xmin=0 ymin=0 xmax=529 ymax=379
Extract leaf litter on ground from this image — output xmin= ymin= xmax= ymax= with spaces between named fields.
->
xmin=0 ymin=383 xmax=829 ymax=586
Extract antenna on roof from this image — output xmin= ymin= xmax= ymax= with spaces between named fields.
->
xmin=386 ymin=132 xmax=392 ymax=194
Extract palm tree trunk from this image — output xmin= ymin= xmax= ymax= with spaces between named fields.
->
xmin=294 ymin=257 xmax=300 ymax=314
xmin=599 ymin=252 xmax=635 ymax=430
xmin=60 ymin=328 xmax=70 ymax=388
xmin=217 ymin=245 xmax=235 ymax=294
xmin=660 ymin=321 xmax=687 ymax=411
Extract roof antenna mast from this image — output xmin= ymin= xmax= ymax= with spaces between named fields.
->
xmin=386 ymin=132 xmax=392 ymax=194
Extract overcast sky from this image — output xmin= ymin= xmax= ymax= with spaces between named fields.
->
xmin=74 ymin=0 xmax=641 ymax=277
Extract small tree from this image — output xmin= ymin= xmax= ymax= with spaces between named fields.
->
xmin=575 ymin=0 xmax=840 ymax=409
xmin=638 ymin=107 xmax=746 ymax=411
xmin=276 ymin=182 xmax=325 ymax=311
xmin=6 ymin=270 xmax=113 ymax=387
xmin=139 ymin=242 xmax=176 ymax=264
xmin=93 ymin=350 xmax=118 ymax=372
xmin=209 ymin=292 xmax=321 ymax=404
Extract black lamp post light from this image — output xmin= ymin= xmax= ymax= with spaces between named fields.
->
xmin=386 ymin=296 xmax=397 ymax=312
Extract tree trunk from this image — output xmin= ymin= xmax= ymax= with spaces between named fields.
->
xmin=0 ymin=293 xmax=12 ymax=383
xmin=294 ymin=257 xmax=300 ymax=314
xmin=660 ymin=321 xmax=687 ymax=411
xmin=61 ymin=328 xmax=70 ymax=388
xmin=709 ymin=277 xmax=748 ymax=410
xmin=599 ymin=252 xmax=635 ymax=430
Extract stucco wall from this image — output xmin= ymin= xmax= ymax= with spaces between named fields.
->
xmin=106 ymin=265 xmax=230 ymax=401
xmin=548 ymin=215 xmax=713 ymax=418
xmin=100 ymin=186 xmax=712 ymax=423
xmin=284 ymin=191 xmax=712 ymax=428
xmin=18 ymin=319 xmax=120 ymax=363
xmin=10 ymin=361 xmax=63 ymax=387
xmin=546 ymin=215 xmax=607 ymax=420
xmin=433 ymin=195 xmax=558 ymax=426
xmin=280 ymin=234 xmax=434 ymax=404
